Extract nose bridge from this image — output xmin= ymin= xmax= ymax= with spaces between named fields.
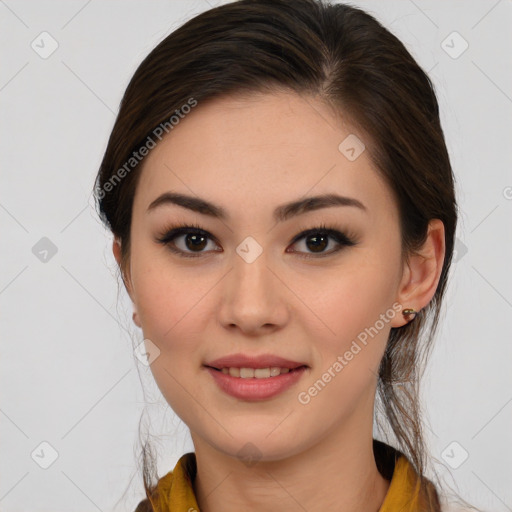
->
xmin=232 ymin=242 xmax=275 ymax=303
xmin=234 ymin=243 xmax=271 ymax=292
xmin=219 ymin=239 xmax=288 ymax=331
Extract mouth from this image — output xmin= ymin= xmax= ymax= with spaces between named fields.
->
xmin=203 ymin=353 xmax=309 ymax=377
xmin=203 ymin=353 xmax=309 ymax=400
xmin=205 ymin=365 xmax=308 ymax=379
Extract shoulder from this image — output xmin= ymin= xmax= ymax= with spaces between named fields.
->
xmin=134 ymin=497 xmax=153 ymax=512
xmin=132 ymin=453 xmax=196 ymax=512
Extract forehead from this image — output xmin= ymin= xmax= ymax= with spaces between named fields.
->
xmin=133 ymin=90 xmax=397 ymax=226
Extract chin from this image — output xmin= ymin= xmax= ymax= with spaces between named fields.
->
xmin=202 ymin=426 xmax=311 ymax=465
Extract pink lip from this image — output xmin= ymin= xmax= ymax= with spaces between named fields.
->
xmin=204 ymin=353 xmax=309 ymax=401
xmin=205 ymin=366 xmax=308 ymax=401
xmin=205 ymin=353 xmax=307 ymax=370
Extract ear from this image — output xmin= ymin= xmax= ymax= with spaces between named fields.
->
xmin=113 ymin=238 xmax=142 ymax=328
xmin=112 ymin=237 xmax=135 ymax=301
xmin=390 ymin=219 xmax=446 ymax=328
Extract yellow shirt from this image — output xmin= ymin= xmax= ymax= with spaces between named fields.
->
xmin=134 ymin=440 xmax=440 ymax=511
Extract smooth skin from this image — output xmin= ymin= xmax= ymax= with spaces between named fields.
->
xmin=113 ymin=90 xmax=445 ymax=512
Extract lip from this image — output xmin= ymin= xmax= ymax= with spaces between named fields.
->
xmin=205 ymin=366 xmax=308 ymax=401
xmin=203 ymin=353 xmax=309 ymax=401
xmin=205 ymin=353 xmax=307 ymax=370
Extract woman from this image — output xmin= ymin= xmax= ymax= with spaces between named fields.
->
xmin=94 ymin=0 xmax=478 ymax=510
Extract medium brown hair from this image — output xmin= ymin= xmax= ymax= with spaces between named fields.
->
xmin=94 ymin=0 xmax=475 ymax=510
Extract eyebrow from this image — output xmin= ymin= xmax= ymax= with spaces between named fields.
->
xmin=146 ymin=191 xmax=367 ymax=222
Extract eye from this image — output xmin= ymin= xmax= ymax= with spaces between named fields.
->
xmin=155 ymin=223 xmax=220 ymax=258
xmin=287 ymin=223 xmax=358 ymax=258
xmin=155 ymin=222 xmax=358 ymax=259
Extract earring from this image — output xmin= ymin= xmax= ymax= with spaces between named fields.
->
xmin=402 ymin=308 xmax=418 ymax=320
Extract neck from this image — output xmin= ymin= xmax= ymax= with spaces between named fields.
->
xmin=191 ymin=418 xmax=391 ymax=512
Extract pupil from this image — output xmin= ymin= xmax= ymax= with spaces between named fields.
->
xmin=307 ymin=234 xmax=327 ymax=253
xmin=186 ymin=234 xmax=207 ymax=251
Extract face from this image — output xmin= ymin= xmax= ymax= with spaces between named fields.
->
xmin=121 ymin=90 xmax=410 ymax=461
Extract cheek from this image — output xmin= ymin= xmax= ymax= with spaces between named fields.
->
xmin=315 ymin=261 xmax=399 ymax=342
xmin=132 ymin=265 xmax=211 ymax=417
xmin=131 ymin=246 xmax=213 ymax=342
xmin=302 ymin=250 xmax=401 ymax=399
xmin=295 ymin=272 xmax=398 ymax=422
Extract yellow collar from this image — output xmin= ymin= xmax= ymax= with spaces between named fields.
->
xmin=137 ymin=441 xmax=438 ymax=512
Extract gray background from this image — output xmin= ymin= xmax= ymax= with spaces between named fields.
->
xmin=1 ymin=1 xmax=511 ymax=511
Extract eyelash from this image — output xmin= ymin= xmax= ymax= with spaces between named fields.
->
xmin=154 ymin=222 xmax=358 ymax=259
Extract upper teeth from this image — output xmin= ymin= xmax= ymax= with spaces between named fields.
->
xmin=221 ymin=367 xmax=291 ymax=378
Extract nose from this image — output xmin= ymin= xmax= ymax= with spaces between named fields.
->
xmin=218 ymin=248 xmax=290 ymax=335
